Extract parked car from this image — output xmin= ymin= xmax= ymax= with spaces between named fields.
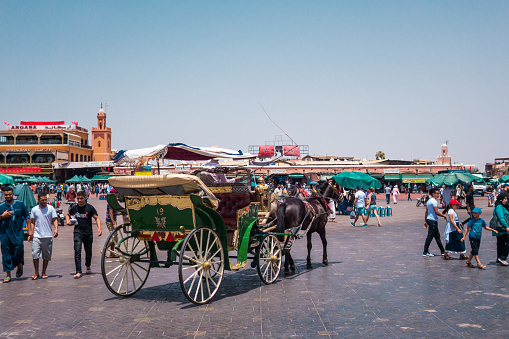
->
xmin=473 ymin=183 xmax=486 ymax=196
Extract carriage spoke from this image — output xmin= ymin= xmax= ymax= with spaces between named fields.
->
xmin=209 ymin=267 xmax=223 ymax=276
xmin=106 ymin=263 xmax=124 ymax=276
xmin=204 ymin=270 xmax=212 ymax=297
xmin=132 ymin=262 xmax=149 ymax=272
xmin=182 ymin=255 xmax=200 ymax=265
xmin=130 ymin=264 xmax=144 ymax=283
xmin=182 ymin=264 xmax=200 ymax=270
xmin=183 ymin=267 xmax=202 ymax=284
xmin=200 ymin=270 xmax=204 ymax=302
xmin=193 ymin=232 xmax=202 ymax=260
xmin=117 ymin=267 xmax=127 ymax=294
xmin=188 ymin=267 xmax=200 ymax=294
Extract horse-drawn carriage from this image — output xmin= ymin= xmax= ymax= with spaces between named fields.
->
xmin=101 ymin=167 xmax=293 ymax=304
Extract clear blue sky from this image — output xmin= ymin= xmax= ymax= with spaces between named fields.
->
xmin=1 ymin=1 xmax=508 ymax=170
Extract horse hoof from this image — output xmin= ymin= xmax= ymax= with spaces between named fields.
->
xmin=284 ymin=269 xmax=290 ymax=275
xmin=290 ymin=265 xmax=296 ymax=271
xmin=323 ymin=259 xmax=328 ymax=265
xmin=307 ymin=263 xmax=313 ymax=269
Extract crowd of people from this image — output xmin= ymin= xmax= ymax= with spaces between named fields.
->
xmin=2 ymin=178 xmax=509 ymax=283
xmin=0 ymin=185 xmax=106 ymax=283
xmin=423 ymin=185 xmax=509 ymax=268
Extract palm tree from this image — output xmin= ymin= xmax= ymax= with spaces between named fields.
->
xmin=375 ymin=151 xmax=385 ymax=160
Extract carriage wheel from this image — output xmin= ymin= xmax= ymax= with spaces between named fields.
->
xmin=101 ymin=224 xmax=151 ymax=297
xmin=178 ymin=227 xmax=224 ymax=304
xmin=256 ymin=234 xmax=282 ymax=284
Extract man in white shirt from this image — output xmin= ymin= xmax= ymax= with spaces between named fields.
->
xmin=351 ymin=186 xmax=368 ymax=227
xmin=28 ymin=194 xmax=58 ymax=280
xmin=273 ymin=184 xmax=283 ymax=198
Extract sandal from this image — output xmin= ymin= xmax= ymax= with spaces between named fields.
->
xmin=86 ymin=269 xmax=92 ymax=274
xmin=465 ymin=262 xmax=475 ymax=268
xmin=32 ymin=274 xmax=40 ymax=280
xmin=443 ymin=255 xmax=454 ymax=260
xmin=16 ymin=267 xmax=23 ymax=278
xmin=3 ymin=277 xmax=11 ymax=283
xmin=477 ymin=264 xmax=486 ymax=269
xmin=459 ymin=254 xmax=468 ymax=260
xmin=73 ymin=273 xmax=82 ymax=279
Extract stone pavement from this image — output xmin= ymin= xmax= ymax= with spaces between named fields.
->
xmin=0 ymin=195 xmax=508 ymax=338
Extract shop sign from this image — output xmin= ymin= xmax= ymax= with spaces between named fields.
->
xmin=0 ymin=168 xmax=41 ymax=173
xmin=270 ymin=169 xmax=287 ymax=174
xmin=8 ymin=125 xmax=88 ymax=132
xmin=4 ymin=148 xmax=52 ymax=153
xmin=402 ymin=179 xmax=427 ymax=183
xmin=384 ymin=168 xmax=400 ymax=174
xmin=82 ymin=161 xmax=114 ymax=168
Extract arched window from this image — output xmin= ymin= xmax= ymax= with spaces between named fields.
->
xmin=80 ymin=154 xmax=83 ymax=162
xmin=98 ymin=141 xmax=101 ymax=147
xmin=71 ymin=153 xmax=74 ymax=162
xmin=88 ymin=156 xmax=90 ymax=161
xmin=99 ymin=122 xmax=102 ymax=129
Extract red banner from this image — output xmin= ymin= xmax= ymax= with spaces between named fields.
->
xmin=0 ymin=168 xmax=41 ymax=173
xmin=283 ymin=146 xmax=300 ymax=157
xmin=258 ymin=145 xmax=275 ymax=158
xmin=20 ymin=121 xmax=65 ymax=126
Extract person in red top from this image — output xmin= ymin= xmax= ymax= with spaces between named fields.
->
xmin=65 ymin=187 xmax=76 ymax=202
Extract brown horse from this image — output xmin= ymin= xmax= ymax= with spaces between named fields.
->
xmin=276 ymin=195 xmax=330 ymax=273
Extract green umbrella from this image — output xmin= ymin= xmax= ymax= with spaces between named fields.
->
xmin=425 ymin=172 xmax=483 ymax=186
xmin=332 ymin=172 xmax=382 ymax=190
xmin=0 ymin=173 xmax=14 ymax=185
xmin=17 ymin=184 xmax=37 ymax=211
xmin=499 ymin=174 xmax=509 ymax=183
xmin=79 ymin=175 xmax=93 ymax=183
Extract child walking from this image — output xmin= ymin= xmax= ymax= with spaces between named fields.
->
xmin=461 ymin=207 xmax=498 ymax=269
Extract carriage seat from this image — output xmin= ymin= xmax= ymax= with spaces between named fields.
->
xmin=215 ymin=192 xmax=251 ymax=228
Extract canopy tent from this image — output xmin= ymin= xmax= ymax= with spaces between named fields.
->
xmin=109 ymin=174 xmax=218 ymax=210
xmin=113 ymin=143 xmax=256 ymax=165
xmin=0 ymin=173 xmax=14 ymax=185
xmin=499 ymin=174 xmax=509 ymax=183
xmin=65 ymin=175 xmax=82 ymax=183
xmin=332 ymin=172 xmax=382 ymax=190
xmin=79 ymin=176 xmax=93 ymax=183
xmin=16 ymin=184 xmax=37 ymax=211
xmin=14 ymin=184 xmax=24 ymax=196
xmin=425 ymin=172 xmax=483 ymax=186
xmin=288 ymin=173 xmax=305 ymax=179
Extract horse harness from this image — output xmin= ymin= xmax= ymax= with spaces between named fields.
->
xmin=284 ymin=199 xmax=329 ymax=251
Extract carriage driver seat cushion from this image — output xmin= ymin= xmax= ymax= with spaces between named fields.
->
xmin=215 ymin=193 xmax=251 ymax=227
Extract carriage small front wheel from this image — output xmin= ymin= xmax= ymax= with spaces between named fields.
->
xmin=101 ymin=224 xmax=151 ymax=297
xmin=178 ymin=227 xmax=225 ymax=304
xmin=256 ymin=234 xmax=282 ymax=284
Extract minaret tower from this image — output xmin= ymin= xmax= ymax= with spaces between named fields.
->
xmin=91 ymin=105 xmax=112 ymax=161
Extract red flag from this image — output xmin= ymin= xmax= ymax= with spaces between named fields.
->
xmin=258 ymin=145 xmax=275 ymax=157
xmin=283 ymin=146 xmax=300 ymax=157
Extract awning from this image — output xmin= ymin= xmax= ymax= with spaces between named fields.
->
xmin=320 ymin=173 xmax=335 ymax=180
xmin=384 ymin=174 xmax=401 ymax=181
xmin=370 ymin=173 xmax=384 ymax=179
xmin=401 ymin=174 xmax=433 ymax=183
xmin=288 ymin=173 xmax=305 ymax=179
xmin=91 ymin=175 xmax=114 ymax=181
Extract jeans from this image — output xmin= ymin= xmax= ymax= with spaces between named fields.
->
xmin=74 ymin=232 xmax=93 ymax=274
xmin=496 ymin=233 xmax=509 ymax=260
xmin=386 ymin=194 xmax=390 ymax=204
xmin=424 ymin=220 xmax=444 ymax=254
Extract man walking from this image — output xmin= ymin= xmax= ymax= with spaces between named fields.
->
xmin=28 ymin=194 xmax=58 ymax=280
xmin=385 ymin=185 xmax=391 ymax=204
xmin=351 ymin=186 xmax=368 ymax=227
xmin=423 ymin=188 xmax=446 ymax=257
xmin=66 ymin=191 xmax=101 ymax=279
xmin=465 ymin=184 xmax=475 ymax=217
xmin=0 ymin=186 xmax=30 ymax=283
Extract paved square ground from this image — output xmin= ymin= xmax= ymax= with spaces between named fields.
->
xmin=1 ymin=195 xmax=508 ymax=338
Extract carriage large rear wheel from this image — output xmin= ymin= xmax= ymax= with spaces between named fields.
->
xmin=178 ymin=227 xmax=224 ymax=304
xmin=101 ymin=224 xmax=151 ymax=296
xmin=256 ymin=234 xmax=282 ymax=284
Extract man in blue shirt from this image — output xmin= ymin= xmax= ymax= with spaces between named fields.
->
xmin=0 ymin=186 xmax=30 ymax=283
xmin=423 ymin=188 xmax=447 ymax=257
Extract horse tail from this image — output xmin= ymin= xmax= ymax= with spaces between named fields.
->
xmin=276 ymin=201 xmax=287 ymax=241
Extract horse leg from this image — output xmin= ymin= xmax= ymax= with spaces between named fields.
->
xmin=289 ymin=251 xmax=295 ymax=271
xmin=318 ymin=228 xmax=328 ymax=265
xmin=306 ymin=232 xmax=313 ymax=269
xmin=284 ymin=252 xmax=290 ymax=274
